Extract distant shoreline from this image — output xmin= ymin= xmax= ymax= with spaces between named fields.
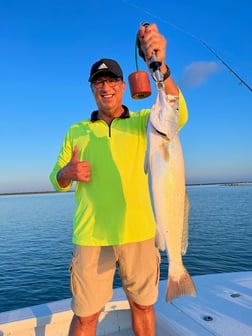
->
xmin=1 ymin=181 xmax=252 ymax=196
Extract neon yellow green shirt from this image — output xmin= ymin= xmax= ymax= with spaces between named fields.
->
xmin=50 ymin=94 xmax=188 ymax=246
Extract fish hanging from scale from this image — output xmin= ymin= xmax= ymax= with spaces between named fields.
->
xmin=128 ymin=22 xmax=197 ymax=301
xmin=145 ymin=86 xmax=197 ymax=301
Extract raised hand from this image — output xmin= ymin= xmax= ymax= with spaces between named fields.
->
xmin=57 ymin=146 xmax=91 ymax=187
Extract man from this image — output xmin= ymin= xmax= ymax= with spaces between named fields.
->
xmin=50 ymin=23 xmax=188 ymax=336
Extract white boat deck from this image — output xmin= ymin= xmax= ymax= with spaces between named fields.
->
xmin=156 ymin=271 xmax=252 ymax=335
xmin=0 ymin=271 xmax=252 ymax=335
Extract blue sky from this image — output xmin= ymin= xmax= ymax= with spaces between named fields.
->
xmin=1 ymin=0 xmax=252 ymax=193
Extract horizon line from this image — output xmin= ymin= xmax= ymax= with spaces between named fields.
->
xmin=1 ymin=181 xmax=252 ymax=197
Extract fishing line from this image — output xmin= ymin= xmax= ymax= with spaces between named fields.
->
xmin=122 ymin=0 xmax=252 ymax=92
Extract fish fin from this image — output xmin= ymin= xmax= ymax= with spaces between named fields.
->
xmin=144 ymin=151 xmax=148 ymax=174
xmin=165 ymin=267 xmax=197 ymax=302
xmin=160 ymin=141 xmax=170 ymax=163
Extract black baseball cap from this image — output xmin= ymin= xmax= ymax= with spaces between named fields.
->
xmin=88 ymin=58 xmax=123 ymax=82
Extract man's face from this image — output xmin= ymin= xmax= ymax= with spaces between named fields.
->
xmin=91 ymin=75 xmax=126 ymax=117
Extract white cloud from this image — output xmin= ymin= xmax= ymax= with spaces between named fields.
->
xmin=180 ymin=61 xmax=220 ymax=88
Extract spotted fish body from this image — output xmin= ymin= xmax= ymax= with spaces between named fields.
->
xmin=145 ymin=88 xmax=196 ymax=302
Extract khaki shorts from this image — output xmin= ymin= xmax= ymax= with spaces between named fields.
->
xmin=70 ymin=238 xmax=160 ymax=316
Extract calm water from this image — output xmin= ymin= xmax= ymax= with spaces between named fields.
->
xmin=0 ymin=185 xmax=252 ymax=313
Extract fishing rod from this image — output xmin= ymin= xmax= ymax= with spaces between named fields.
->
xmin=122 ymin=0 xmax=252 ymax=92
xmin=198 ymin=38 xmax=252 ymax=91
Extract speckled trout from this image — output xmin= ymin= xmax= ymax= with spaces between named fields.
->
xmin=144 ymin=87 xmax=197 ymax=302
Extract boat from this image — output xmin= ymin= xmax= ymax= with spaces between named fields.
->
xmin=0 ymin=271 xmax=251 ymax=336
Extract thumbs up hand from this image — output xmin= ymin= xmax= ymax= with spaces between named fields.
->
xmin=57 ymin=146 xmax=91 ymax=187
xmin=71 ymin=145 xmax=80 ymax=164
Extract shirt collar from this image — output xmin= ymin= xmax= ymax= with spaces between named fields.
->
xmin=90 ymin=105 xmax=130 ymax=122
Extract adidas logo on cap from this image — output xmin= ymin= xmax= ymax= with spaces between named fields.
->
xmin=98 ymin=63 xmax=108 ymax=70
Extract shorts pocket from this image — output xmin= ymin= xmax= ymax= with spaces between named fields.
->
xmin=69 ymin=246 xmax=80 ymax=296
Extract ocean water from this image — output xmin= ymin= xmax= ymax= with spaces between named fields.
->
xmin=0 ymin=185 xmax=252 ymax=313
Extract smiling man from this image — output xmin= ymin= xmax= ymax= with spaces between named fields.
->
xmin=50 ymin=23 xmax=188 ymax=336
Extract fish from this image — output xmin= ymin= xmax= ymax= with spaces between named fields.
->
xmin=144 ymin=87 xmax=197 ymax=302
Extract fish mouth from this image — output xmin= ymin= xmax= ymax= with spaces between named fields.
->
xmin=153 ymin=128 xmax=167 ymax=137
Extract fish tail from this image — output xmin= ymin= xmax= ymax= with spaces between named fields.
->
xmin=165 ymin=267 xmax=197 ymax=302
